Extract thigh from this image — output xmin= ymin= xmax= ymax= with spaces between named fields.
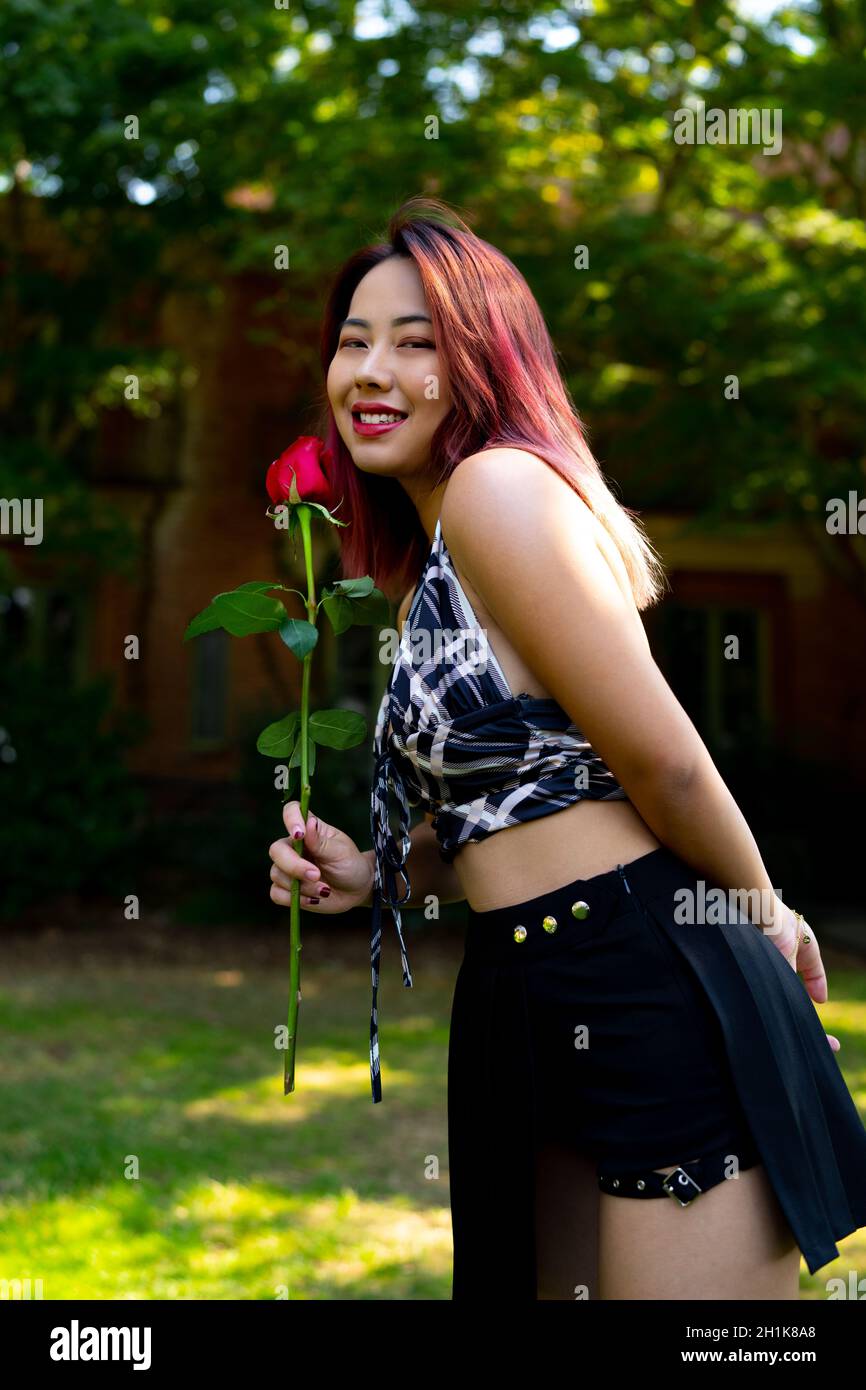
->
xmin=534 ymin=1139 xmax=599 ymax=1301
xmin=598 ymin=1163 xmax=802 ymax=1300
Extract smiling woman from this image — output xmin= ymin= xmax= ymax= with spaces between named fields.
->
xmin=325 ymin=256 xmax=453 ymax=508
xmin=265 ymin=197 xmax=866 ymax=1303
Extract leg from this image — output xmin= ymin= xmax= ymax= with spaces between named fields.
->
xmin=598 ymin=1161 xmax=801 ymax=1299
xmin=535 ymin=1138 xmax=599 ymax=1300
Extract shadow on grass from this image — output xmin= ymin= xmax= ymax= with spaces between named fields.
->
xmin=1 ymin=923 xmax=865 ymax=1299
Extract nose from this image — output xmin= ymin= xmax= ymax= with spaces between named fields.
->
xmin=356 ymin=370 xmax=388 ymax=392
xmin=354 ymin=344 xmax=393 ymax=391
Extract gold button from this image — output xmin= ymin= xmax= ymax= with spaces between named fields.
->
xmin=542 ymin=915 xmax=558 ymax=933
xmin=513 ymin=925 xmax=527 ymax=943
xmin=571 ymin=900 xmax=590 ymax=919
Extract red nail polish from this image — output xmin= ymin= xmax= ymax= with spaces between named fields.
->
xmin=320 ymin=886 xmax=331 ymax=897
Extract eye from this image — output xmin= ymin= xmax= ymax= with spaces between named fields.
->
xmin=338 ymin=338 xmax=435 ymax=350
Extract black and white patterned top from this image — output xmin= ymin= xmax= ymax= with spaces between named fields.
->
xmin=367 ymin=515 xmax=628 ymax=1101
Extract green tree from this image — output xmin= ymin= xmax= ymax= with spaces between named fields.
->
xmin=1 ymin=0 xmax=863 ymax=602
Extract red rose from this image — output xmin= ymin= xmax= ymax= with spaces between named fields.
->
xmin=266 ymin=436 xmax=338 ymax=510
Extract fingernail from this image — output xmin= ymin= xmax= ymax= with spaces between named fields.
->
xmin=293 ymin=827 xmax=304 ymax=839
xmin=305 ymin=867 xmax=319 ymax=880
xmin=307 ymin=897 xmax=320 ymax=905
xmin=319 ymin=886 xmax=331 ymax=898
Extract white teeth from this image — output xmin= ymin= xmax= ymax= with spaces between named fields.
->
xmin=356 ymin=412 xmax=406 ymax=424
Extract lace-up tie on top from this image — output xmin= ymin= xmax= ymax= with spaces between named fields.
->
xmin=367 ymin=515 xmax=628 ymax=1102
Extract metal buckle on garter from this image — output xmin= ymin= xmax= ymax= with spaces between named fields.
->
xmin=661 ymin=1165 xmax=703 ymax=1206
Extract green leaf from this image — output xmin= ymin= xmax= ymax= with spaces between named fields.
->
xmin=212 ymin=588 xmax=286 ymax=636
xmin=321 ymin=593 xmax=355 ymax=635
xmin=234 ymin=581 xmax=286 ymax=593
xmin=256 ymin=713 xmax=300 ymax=758
xmin=239 ymin=578 xmax=310 ymax=606
xmin=320 ymin=588 xmax=390 ymax=633
xmin=278 ymin=617 xmax=319 ymax=660
xmin=348 ymin=590 xmax=391 ymax=626
xmin=183 ymin=602 xmax=223 ymax=641
xmin=309 ymin=708 xmax=368 ymax=750
xmin=323 ymin=576 xmax=375 ymax=599
xmin=289 ymin=730 xmax=316 ymax=776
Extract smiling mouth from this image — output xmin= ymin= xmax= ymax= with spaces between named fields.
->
xmin=351 ymin=409 xmax=408 ymax=423
xmin=350 ymin=409 xmax=409 ymax=436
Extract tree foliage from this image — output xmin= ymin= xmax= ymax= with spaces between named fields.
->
xmin=1 ymin=0 xmax=864 ymax=591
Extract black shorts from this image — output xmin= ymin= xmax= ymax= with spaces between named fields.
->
xmin=446 ymin=846 xmax=866 ymax=1299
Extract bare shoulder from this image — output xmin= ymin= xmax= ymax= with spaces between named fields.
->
xmin=441 ymin=446 xmax=599 ymax=565
xmin=435 ymin=450 xmax=701 ymax=793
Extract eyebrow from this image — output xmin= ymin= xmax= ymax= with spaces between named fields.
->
xmin=337 ymin=314 xmax=433 ymax=332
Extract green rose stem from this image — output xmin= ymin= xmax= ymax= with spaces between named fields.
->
xmin=185 ymin=445 xmax=380 ymax=1098
xmin=285 ymin=502 xmax=315 ymax=1096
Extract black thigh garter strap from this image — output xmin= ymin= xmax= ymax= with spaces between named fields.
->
xmin=597 ymin=1144 xmax=759 ymax=1206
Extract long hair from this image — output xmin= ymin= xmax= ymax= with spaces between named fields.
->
xmin=316 ymin=197 xmax=668 ymax=610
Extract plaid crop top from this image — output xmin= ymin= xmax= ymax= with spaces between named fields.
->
xmin=366 ymin=515 xmax=628 ymax=1102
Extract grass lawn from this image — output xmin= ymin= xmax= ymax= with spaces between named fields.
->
xmin=1 ymin=916 xmax=864 ymax=1300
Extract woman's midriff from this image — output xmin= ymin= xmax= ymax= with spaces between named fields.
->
xmin=452 ymin=798 xmax=662 ymax=913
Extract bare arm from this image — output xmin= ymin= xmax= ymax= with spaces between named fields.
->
xmin=439 ymin=450 xmax=782 ymax=929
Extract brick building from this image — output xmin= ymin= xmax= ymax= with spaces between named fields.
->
xmin=5 ymin=274 xmax=866 ymax=811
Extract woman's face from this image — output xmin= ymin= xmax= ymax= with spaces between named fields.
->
xmin=327 ymin=255 xmax=452 ymax=482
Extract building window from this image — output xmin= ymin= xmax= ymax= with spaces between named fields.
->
xmin=654 ymin=602 xmax=771 ymax=751
xmin=190 ymin=627 xmax=229 ymax=746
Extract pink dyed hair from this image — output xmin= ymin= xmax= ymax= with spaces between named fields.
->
xmin=315 ymin=197 xmax=667 ymax=610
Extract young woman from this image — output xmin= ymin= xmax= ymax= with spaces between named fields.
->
xmin=268 ymin=197 xmax=866 ymax=1300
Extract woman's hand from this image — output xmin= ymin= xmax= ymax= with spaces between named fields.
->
xmin=767 ymin=902 xmax=841 ymax=1053
xmin=268 ymin=801 xmax=375 ymax=914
